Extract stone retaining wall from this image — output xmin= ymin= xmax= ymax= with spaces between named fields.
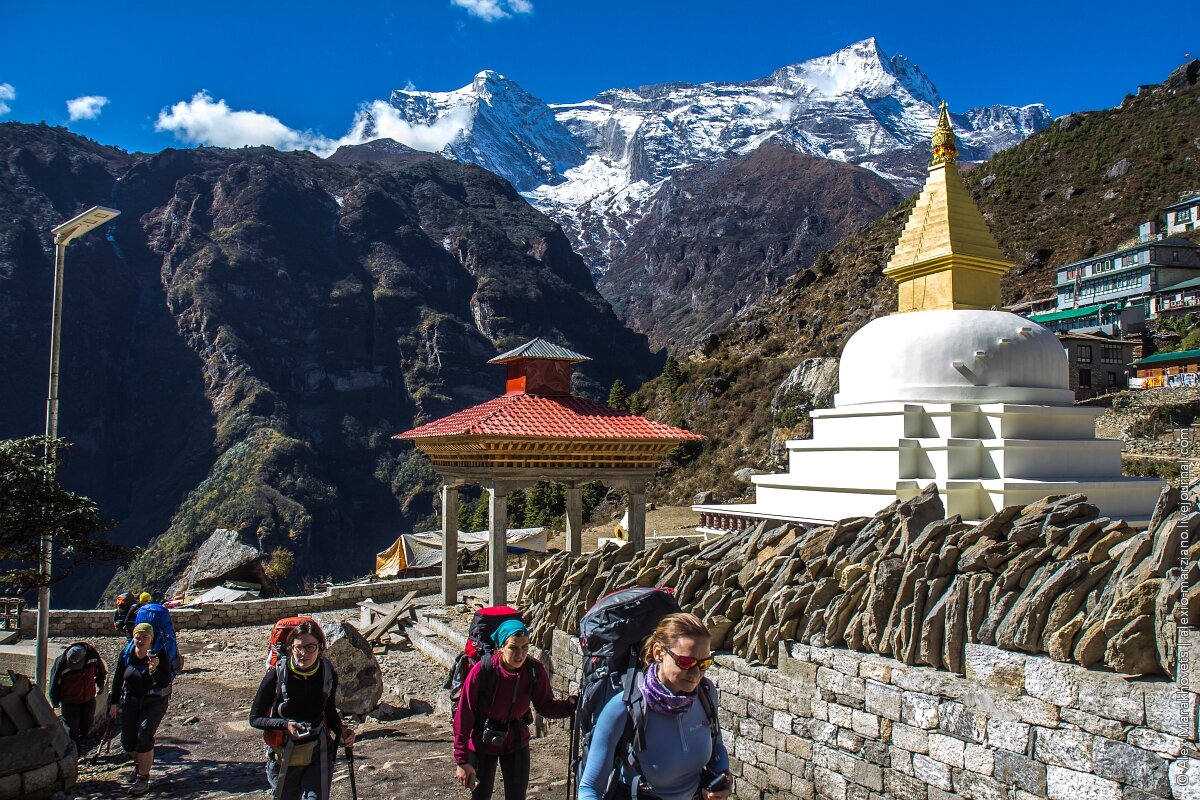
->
xmin=20 ymin=570 xmax=518 ymax=638
xmin=546 ymin=630 xmax=1199 ymax=800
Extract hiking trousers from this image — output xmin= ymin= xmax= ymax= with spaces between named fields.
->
xmin=266 ymin=741 xmax=335 ymax=800
xmin=471 ymin=747 xmax=531 ymax=800
xmin=121 ymin=693 xmax=168 ymax=753
xmin=61 ymin=698 xmax=95 ymax=746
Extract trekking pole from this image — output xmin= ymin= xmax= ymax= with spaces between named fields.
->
xmin=90 ymin=717 xmax=115 ymax=764
xmin=345 ymin=744 xmax=358 ymax=800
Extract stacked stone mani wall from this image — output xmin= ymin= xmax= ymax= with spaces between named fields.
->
xmin=546 ymin=630 xmax=1198 ymax=800
xmin=19 ymin=569 xmax=519 ymax=638
xmin=525 ymin=486 xmax=1192 ymax=679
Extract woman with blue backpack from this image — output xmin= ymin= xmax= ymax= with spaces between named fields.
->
xmin=578 ymin=613 xmax=733 ymax=800
xmin=453 ymin=618 xmax=575 ymax=800
xmin=108 ymin=622 xmax=174 ymax=796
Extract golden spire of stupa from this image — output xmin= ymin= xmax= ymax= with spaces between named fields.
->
xmin=883 ymin=102 xmax=1011 ymax=312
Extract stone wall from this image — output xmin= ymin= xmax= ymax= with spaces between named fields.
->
xmin=20 ymin=569 xmax=518 ymax=638
xmin=546 ymin=630 xmax=1199 ymax=800
xmin=0 ymin=673 xmax=77 ymax=800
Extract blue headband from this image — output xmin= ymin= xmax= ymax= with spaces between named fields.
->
xmin=491 ymin=619 xmax=528 ymax=647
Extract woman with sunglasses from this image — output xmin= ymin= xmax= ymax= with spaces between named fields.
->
xmin=250 ymin=621 xmax=354 ymax=800
xmin=579 ymin=613 xmax=733 ymax=800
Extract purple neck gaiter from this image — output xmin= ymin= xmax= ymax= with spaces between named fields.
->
xmin=642 ymin=662 xmax=696 ymax=716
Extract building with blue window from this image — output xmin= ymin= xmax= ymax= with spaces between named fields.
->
xmin=1049 ymin=235 xmax=1200 ymax=320
xmin=1164 ymin=195 xmax=1200 ymax=235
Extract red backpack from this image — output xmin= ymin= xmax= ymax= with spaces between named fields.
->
xmin=265 ymin=616 xmax=314 ymax=669
xmin=444 ymin=606 xmax=523 ymax=703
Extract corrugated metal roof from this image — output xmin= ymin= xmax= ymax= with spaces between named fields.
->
xmin=1133 ymin=348 xmax=1200 ymax=366
xmin=1156 ymin=275 xmax=1200 ymax=293
xmin=488 ymin=338 xmax=591 ymax=364
xmin=395 ymin=394 xmax=702 ymax=441
xmin=1029 ymin=303 xmax=1116 ymax=324
xmin=1163 ymin=195 xmax=1200 ymax=211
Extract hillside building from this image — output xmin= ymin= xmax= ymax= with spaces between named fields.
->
xmin=696 ymin=105 xmax=1161 ymax=529
xmin=1164 ymin=194 xmax=1200 ymax=235
xmin=1130 ymin=348 xmax=1200 ymax=388
xmin=1058 ymin=331 xmax=1139 ymax=399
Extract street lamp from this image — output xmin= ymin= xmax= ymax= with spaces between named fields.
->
xmin=35 ymin=205 xmax=120 ymax=691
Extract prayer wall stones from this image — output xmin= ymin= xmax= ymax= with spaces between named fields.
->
xmin=525 ymin=485 xmax=1190 ymax=678
xmin=0 ymin=672 xmax=77 ymax=800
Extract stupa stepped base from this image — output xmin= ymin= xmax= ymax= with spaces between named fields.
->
xmin=709 ymin=475 xmax=1162 ymax=526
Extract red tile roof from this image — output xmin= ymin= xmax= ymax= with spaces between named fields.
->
xmin=396 ymin=394 xmax=703 ymax=441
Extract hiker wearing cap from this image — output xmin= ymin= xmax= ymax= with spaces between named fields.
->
xmin=49 ymin=641 xmax=106 ymax=747
xmin=453 ymin=619 xmax=575 ymax=800
xmin=110 ymin=622 xmax=174 ymax=796
xmin=578 ymin=613 xmax=732 ymax=800
xmin=249 ymin=619 xmax=354 ymax=800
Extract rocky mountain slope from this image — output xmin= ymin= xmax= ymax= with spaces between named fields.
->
xmin=370 ymin=38 xmax=1049 ymax=280
xmin=0 ymin=123 xmax=660 ymax=604
xmin=629 ymin=61 xmax=1200 ymax=505
xmin=597 ymin=142 xmax=901 ymax=349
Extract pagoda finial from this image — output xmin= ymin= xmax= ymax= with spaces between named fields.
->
xmin=931 ymin=102 xmax=958 ymax=166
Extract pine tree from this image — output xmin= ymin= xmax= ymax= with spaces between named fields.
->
xmin=469 ymin=494 xmax=491 ymax=531
xmin=815 ymin=251 xmax=832 ymax=275
xmin=663 ymin=355 xmax=682 ymax=391
xmin=607 ymin=379 xmax=628 ymax=410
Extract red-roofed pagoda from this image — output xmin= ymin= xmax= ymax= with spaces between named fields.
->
xmin=395 ymin=338 xmax=702 ymax=605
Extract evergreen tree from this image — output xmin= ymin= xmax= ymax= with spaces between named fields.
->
xmin=469 ymin=494 xmax=491 ymax=531
xmin=663 ymin=355 xmax=683 ymax=391
xmin=607 ymin=379 xmax=629 ymax=410
xmin=815 ymin=251 xmax=832 ymax=275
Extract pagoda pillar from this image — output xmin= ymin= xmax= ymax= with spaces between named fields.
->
xmin=628 ymin=483 xmax=646 ymax=550
xmin=488 ymin=487 xmax=508 ymax=606
xmin=565 ymin=485 xmax=583 ymax=556
xmin=441 ymin=484 xmax=459 ymax=605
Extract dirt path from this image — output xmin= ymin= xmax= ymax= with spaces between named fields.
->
xmin=62 ymin=602 xmax=572 ymax=800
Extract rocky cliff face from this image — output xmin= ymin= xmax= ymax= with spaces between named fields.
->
xmin=0 ymin=123 xmax=659 ymax=604
xmin=597 ymin=142 xmax=901 ymax=349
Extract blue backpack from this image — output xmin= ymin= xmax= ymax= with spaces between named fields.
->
xmin=134 ymin=603 xmax=181 ymax=670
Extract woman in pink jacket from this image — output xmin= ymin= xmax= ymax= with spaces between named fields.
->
xmin=453 ymin=620 xmax=575 ymax=800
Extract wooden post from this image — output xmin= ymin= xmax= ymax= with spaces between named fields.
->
xmin=565 ymin=484 xmax=583 ymax=555
xmin=489 ymin=486 xmax=508 ymax=606
xmin=628 ymin=483 xmax=647 ymax=550
xmin=442 ymin=484 xmax=459 ymax=606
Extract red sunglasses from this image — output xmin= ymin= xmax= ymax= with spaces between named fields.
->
xmin=663 ymin=646 xmax=714 ymax=672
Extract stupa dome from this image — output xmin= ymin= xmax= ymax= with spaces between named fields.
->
xmin=835 ymin=310 xmax=1074 ymax=406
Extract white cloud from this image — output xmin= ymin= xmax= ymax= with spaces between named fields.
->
xmin=155 ymin=91 xmax=337 ymax=152
xmin=153 ymin=91 xmax=469 ymax=158
xmin=0 ymin=83 xmax=14 ymax=115
xmin=343 ymin=101 xmax=470 ymax=153
xmin=66 ymin=95 xmax=109 ymax=121
xmin=451 ymin=0 xmax=533 ymax=21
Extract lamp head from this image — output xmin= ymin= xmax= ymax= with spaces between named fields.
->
xmin=51 ymin=206 xmax=120 ymax=245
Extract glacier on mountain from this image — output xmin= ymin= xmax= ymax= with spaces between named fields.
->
xmin=361 ymin=38 xmax=1050 ymax=277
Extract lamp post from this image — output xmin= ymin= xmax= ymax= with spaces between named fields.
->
xmin=35 ymin=205 xmax=120 ymax=692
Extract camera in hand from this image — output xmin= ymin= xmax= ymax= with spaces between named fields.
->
xmin=703 ymin=769 xmax=732 ymax=793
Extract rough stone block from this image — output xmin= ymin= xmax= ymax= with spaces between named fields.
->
xmin=951 ymin=768 xmax=1007 ymax=800
xmin=965 ymin=645 xmax=1026 ymax=696
xmin=963 ymin=743 xmax=994 ymax=776
xmin=884 ymin=767 xmax=929 ymax=800
xmin=811 ymin=698 xmax=829 ymax=721
xmin=785 ymin=735 xmax=813 ymax=760
xmin=19 ymin=763 xmax=58 ymax=797
xmin=1024 ymin=657 xmax=1080 ymax=706
xmin=891 ymin=746 xmax=914 ymax=775
xmin=928 ymin=733 xmax=966 ymax=769
xmin=762 ymin=725 xmax=784 ymax=751
xmin=739 ymin=716 xmax=764 ymax=742
xmin=763 ymin=683 xmax=791 ymax=711
xmin=1076 ymin=676 xmax=1145 ymax=726
xmin=1060 ymin=707 xmax=1127 ymax=739
xmin=791 ymin=775 xmax=816 ymax=799
xmin=993 ymin=750 xmax=1046 ymax=795
xmin=1168 ymin=758 xmax=1200 ymax=800
xmin=852 ymin=710 xmax=881 ymax=739
xmin=891 ymin=722 xmax=930 ymax=754
xmin=808 ymin=719 xmax=838 ymax=746
xmin=866 ymin=680 xmax=903 ymax=721
xmin=813 ymin=766 xmax=848 ymax=800
xmin=912 ymin=753 xmax=953 ymax=791
xmin=741 ymin=763 xmax=769 ymax=793
xmin=902 ymin=693 xmax=940 ymax=730
xmin=939 ymin=700 xmax=986 ymax=743
xmin=829 ymin=702 xmax=853 ymax=729
xmin=772 ymin=710 xmax=795 ymax=734
xmin=1045 ymin=765 xmax=1121 ymax=800
xmin=1126 ymin=726 xmax=1186 ymax=758
xmin=1034 ymin=726 xmax=1094 ymax=771
xmin=748 ymin=700 xmax=773 ymax=725
xmin=1091 ymin=739 xmax=1169 ymax=794
xmin=0 ymin=772 xmax=20 ymax=799
xmin=893 ymin=665 xmax=968 ymax=700
xmin=858 ymin=656 xmax=895 ymax=684
xmin=837 ymin=728 xmax=865 ymax=753
xmin=1144 ymin=682 xmax=1197 ymax=739
xmin=985 ymin=717 xmax=1030 ymax=753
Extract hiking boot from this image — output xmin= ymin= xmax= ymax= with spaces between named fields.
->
xmin=129 ymin=773 xmax=150 ymax=795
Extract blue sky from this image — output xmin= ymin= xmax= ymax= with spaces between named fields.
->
xmin=0 ymin=0 xmax=1192 ymax=155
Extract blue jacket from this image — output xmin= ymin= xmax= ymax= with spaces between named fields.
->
xmin=579 ymin=689 xmax=729 ymax=800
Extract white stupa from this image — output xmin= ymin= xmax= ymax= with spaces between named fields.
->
xmin=699 ymin=105 xmax=1163 ymax=525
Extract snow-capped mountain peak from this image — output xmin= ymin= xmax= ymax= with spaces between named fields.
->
xmin=368 ymin=40 xmax=1049 ymax=276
